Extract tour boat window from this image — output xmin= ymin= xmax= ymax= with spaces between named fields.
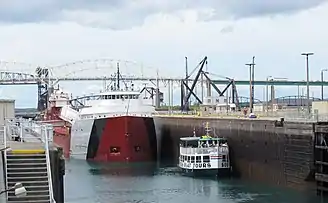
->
xmin=203 ymin=156 xmax=210 ymax=163
xmin=116 ymin=95 xmax=120 ymax=99
xmin=222 ymin=155 xmax=226 ymax=161
xmin=123 ymin=95 xmax=128 ymax=99
xmin=129 ymin=95 xmax=133 ymax=99
xmin=187 ymin=156 xmax=190 ymax=162
xmin=134 ymin=146 xmax=141 ymax=152
xmin=196 ymin=156 xmax=201 ymax=163
xmin=110 ymin=146 xmax=120 ymax=154
xmin=191 ymin=156 xmax=195 ymax=163
xmin=187 ymin=140 xmax=198 ymax=148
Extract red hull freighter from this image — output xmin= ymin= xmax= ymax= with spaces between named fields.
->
xmin=43 ymin=64 xmax=158 ymax=162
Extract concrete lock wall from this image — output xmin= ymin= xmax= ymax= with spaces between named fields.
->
xmin=154 ymin=116 xmax=316 ymax=191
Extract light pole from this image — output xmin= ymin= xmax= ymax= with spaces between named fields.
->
xmin=297 ymin=84 xmax=300 ymax=112
xmin=321 ymin=69 xmax=328 ymax=100
xmin=246 ymin=62 xmax=255 ymax=113
xmin=252 ymin=56 xmax=255 ymax=114
xmin=301 ymin=52 xmax=314 ymax=114
xmin=266 ymin=76 xmax=272 ymax=113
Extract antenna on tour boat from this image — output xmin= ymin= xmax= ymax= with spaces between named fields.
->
xmin=204 ymin=122 xmax=211 ymax=136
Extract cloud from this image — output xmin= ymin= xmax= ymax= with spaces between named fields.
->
xmin=1 ymin=2 xmax=328 ymax=107
xmin=0 ymin=0 xmax=326 ymax=29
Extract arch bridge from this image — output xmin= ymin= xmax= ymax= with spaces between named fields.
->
xmin=2 ymin=58 xmax=328 ymax=112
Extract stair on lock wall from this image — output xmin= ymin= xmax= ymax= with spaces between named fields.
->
xmin=6 ymin=150 xmax=51 ymax=203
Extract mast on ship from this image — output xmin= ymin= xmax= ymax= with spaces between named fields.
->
xmin=117 ymin=62 xmax=120 ymax=90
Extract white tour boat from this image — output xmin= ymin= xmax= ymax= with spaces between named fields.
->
xmin=178 ymin=122 xmax=231 ymax=177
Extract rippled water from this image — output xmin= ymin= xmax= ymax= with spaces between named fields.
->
xmin=64 ymin=159 xmax=321 ymax=203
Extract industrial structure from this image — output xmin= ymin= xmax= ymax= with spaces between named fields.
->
xmin=1 ymin=58 xmax=328 ymax=115
xmin=180 ymin=56 xmax=240 ymax=111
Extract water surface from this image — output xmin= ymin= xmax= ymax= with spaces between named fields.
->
xmin=64 ymin=159 xmax=322 ymax=203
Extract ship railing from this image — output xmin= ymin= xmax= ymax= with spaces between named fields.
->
xmin=82 ymin=112 xmax=154 ymax=119
xmin=4 ymin=118 xmax=53 ymax=143
xmin=0 ymin=124 xmax=9 ymax=202
xmin=180 ymin=147 xmax=228 ymax=155
xmin=4 ymin=118 xmax=56 ymax=203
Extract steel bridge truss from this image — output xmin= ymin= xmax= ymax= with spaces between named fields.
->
xmin=0 ymin=69 xmax=51 ymax=112
xmin=3 ymin=58 xmax=328 ymax=113
xmin=2 ymin=70 xmax=328 ymax=86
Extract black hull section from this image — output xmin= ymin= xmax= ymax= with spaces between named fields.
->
xmin=181 ymin=168 xmax=231 ymax=178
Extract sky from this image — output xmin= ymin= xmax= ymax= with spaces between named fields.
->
xmin=0 ymin=1 xmax=328 ymax=107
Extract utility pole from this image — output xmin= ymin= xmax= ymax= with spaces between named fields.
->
xmin=297 ymin=84 xmax=300 ymax=112
xmin=246 ymin=59 xmax=255 ymax=113
xmin=246 ymin=64 xmax=252 ymax=112
xmin=252 ymin=57 xmax=255 ymax=112
xmin=321 ymin=69 xmax=328 ymax=100
xmin=266 ymin=76 xmax=272 ymax=114
xmin=301 ymin=52 xmax=314 ymax=114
